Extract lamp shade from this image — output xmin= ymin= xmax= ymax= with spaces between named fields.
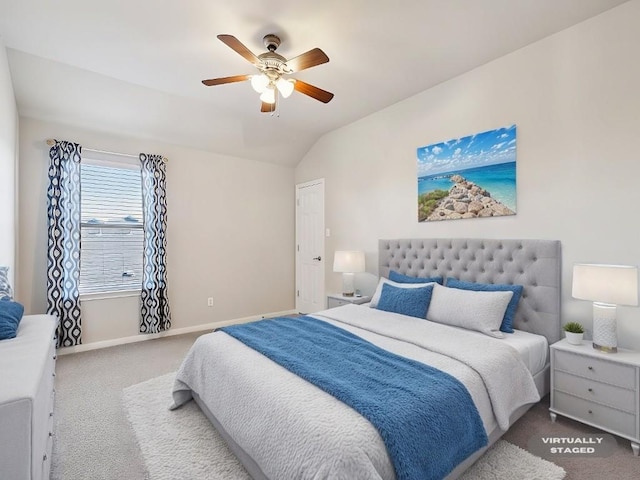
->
xmin=251 ymin=74 xmax=269 ymax=93
xmin=333 ymin=251 xmax=365 ymax=273
xmin=259 ymin=86 xmax=276 ymax=104
xmin=572 ymin=264 xmax=638 ymax=306
xmin=276 ymin=77 xmax=294 ymax=98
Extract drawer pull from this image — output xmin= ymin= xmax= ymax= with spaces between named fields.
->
xmin=49 ymin=432 xmax=53 ymax=437
xmin=43 ymin=454 xmax=47 ymax=461
xmin=49 ymin=412 xmax=54 ymax=417
xmin=53 ymin=355 xmax=57 ymax=360
xmin=588 ymin=409 xmax=593 ymax=414
xmin=52 ymin=372 xmax=56 ymax=377
xmin=588 ymin=366 xmax=593 ymax=370
xmin=588 ymin=388 xmax=593 ymax=392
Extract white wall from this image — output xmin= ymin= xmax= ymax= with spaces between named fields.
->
xmin=18 ymin=117 xmax=295 ymax=344
xmin=0 ymin=40 xmax=18 ymax=286
xmin=296 ymin=2 xmax=640 ymax=349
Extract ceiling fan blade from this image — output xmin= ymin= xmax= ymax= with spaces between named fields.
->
xmin=260 ymin=101 xmax=276 ymax=113
xmin=202 ymin=74 xmax=250 ymax=86
xmin=293 ymin=80 xmax=334 ymax=103
xmin=286 ymin=48 xmax=329 ymax=72
xmin=217 ymin=34 xmax=260 ymax=65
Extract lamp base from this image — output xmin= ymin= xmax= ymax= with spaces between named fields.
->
xmin=341 ymin=272 xmax=355 ymax=298
xmin=592 ymin=302 xmax=618 ymax=354
xmin=592 ymin=342 xmax=617 ymax=353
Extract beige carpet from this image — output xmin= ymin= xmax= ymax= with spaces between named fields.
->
xmin=123 ymin=372 xmax=566 ymax=480
xmin=50 ymin=332 xmax=639 ymax=479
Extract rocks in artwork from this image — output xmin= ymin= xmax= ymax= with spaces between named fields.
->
xmin=420 ymin=175 xmax=515 ymax=222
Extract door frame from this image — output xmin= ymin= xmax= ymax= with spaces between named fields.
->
xmin=295 ymin=178 xmax=325 ymax=313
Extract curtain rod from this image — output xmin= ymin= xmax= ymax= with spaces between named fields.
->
xmin=45 ymin=139 xmax=169 ymax=162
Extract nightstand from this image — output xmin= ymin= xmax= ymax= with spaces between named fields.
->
xmin=326 ymin=294 xmax=371 ymax=309
xmin=549 ymin=338 xmax=640 ymax=455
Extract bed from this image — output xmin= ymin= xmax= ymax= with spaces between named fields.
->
xmin=172 ymin=238 xmax=561 ymax=479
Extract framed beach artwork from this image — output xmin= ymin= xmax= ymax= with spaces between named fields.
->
xmin=417 ymin=125 xmax=517 ymax=222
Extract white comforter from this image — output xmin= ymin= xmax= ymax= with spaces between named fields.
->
xmin=171 ymin=305 xmax=540 ymax=480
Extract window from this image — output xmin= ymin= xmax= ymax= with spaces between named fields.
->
xmin=79 ymin=159 xmax=143 ymax=295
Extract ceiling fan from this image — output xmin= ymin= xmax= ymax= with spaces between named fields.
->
xmin=202 ymin=34 xmax=334 ymax=113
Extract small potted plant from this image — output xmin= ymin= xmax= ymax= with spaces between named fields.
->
xmin=563 ymin=322 xmax=585 ymax=345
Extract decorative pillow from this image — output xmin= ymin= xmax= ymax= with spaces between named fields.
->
xmin=389 ymin=270 xmax=443 ymax=285
xmin=426 ymin=284 xmax=513 ymax=338
xmin=0 ymin=266 xmax=12 ymax=300
xmin=376 ymin=283 xmax=434 ymax=319
xmin=370 ymin=277 xmax=436 ymax=308
xmin=445 ymin=278 xmax=523 ymax=333
xmin=0 ymin=299 xmax=24 ymax=340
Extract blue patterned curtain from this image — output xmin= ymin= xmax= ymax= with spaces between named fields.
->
xmin=47 ymin=140 xmax=82 ymax=347
xmin=139 ymin=153 xmax=171 ymax=333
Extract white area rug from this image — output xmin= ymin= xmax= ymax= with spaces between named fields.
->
xmin=123 ymin=373 xmax=565 ymax=480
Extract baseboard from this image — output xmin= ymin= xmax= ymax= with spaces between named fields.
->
xmin=57 ymin=309 xmax=298 ymax=356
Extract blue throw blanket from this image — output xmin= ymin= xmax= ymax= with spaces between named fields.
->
xmin=220 ymin=316 xmax=488 ymax=480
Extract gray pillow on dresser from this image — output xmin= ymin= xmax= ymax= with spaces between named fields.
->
xmin=0 ymin=266 xmax=12 ymax=300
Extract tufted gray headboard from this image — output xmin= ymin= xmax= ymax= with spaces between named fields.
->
xmin=378 ymin=239 xmax=561 ymax=344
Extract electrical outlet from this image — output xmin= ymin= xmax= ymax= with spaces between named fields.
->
xmin=207 ymin=297 xmax=214 ymax=307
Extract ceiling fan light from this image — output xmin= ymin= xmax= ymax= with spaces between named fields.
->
xmin=276 ymin=78 xmax=294 ymax=98
xmin=250 ymin=74 xmax=269 ymax=93
xmin=259 ymin=86 xmax=276 ymax=104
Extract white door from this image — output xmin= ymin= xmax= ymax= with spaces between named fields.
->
xmin=296 ymin=179 xmax=325 ymax=313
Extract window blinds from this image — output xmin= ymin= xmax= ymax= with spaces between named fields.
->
xmin=79 ymin=162 xmax=143 ymax=294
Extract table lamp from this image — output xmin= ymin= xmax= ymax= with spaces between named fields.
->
xmin=333 ymin=251 xmax=365 ymax=297
xmin=572 ymin=264 xmax=638 ymax=353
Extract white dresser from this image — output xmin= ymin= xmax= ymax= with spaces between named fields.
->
xmin=0 ymin=315 xmax=58 ymax=479
xmin=550 ymin=338 xmax=640 ymax=455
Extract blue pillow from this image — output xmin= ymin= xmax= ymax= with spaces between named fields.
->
xmin=445 ymin=278 xmax=523 ymax=333
xmin=389 ymin=270 xmax=443 ymax=285
xmin=376 ymin=283 xmax=434 ymax=319
xmin=0 ymin=300 xmax=25 ymax=340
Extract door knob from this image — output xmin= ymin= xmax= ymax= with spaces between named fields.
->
xmin=313 ymin=256 xmax=322 ymax=261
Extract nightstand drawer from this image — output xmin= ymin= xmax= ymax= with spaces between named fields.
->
xmin=328 ymin=298 xmax=349 ymax=308
xmin=554 ymin=350 xmax=636 ymax=389
xmin=554 ymin=391 xmax=636 ymax=438
xmin=554 ymin=370 xmax=635 ymax=413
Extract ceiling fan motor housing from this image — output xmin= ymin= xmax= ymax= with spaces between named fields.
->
xmin=258 ymin=35 xmax=291 ymax=75
xmin=258 ymin=52 xmax=290 ymax=75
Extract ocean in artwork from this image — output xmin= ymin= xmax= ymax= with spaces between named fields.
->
xmin=418 ymin=161 xmax=516 ymax=211
xmin=417 ymin=125 xmax=517 ymax=222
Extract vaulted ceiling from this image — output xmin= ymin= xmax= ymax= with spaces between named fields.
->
xmin=0 ymin=0 xmax=629 ymax=167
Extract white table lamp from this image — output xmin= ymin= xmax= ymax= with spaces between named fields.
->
xmin=572 ymin=264 xmax=638 ymax=353
xmin=333 ymin=251 xmax=365 ymax=297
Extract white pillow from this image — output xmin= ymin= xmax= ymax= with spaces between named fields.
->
xmin=426 ymin=283 xmax=513 ymax=338
xmin=369 ymin=277 xmax=436 ymax=308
